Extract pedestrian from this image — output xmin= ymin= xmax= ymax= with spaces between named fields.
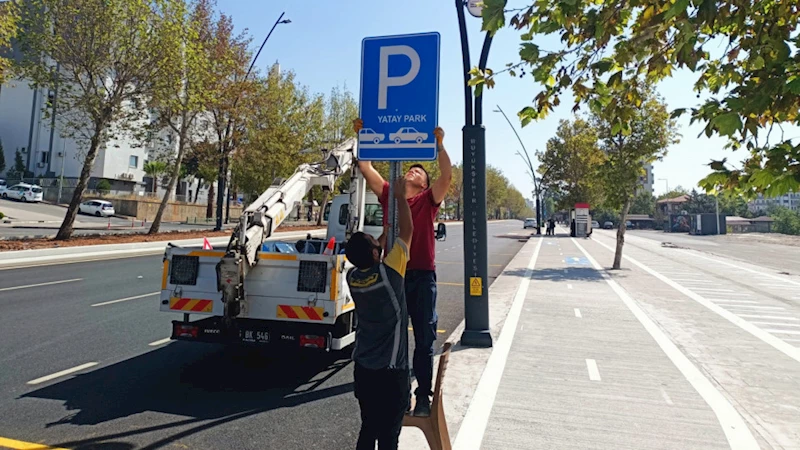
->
xmin=346 ymin=178 xmax=413 ymax=450
xmin=354 ymin=118 xmax=452 ymax=417
xmin=548 ymin=217 xmax=555 ymax=235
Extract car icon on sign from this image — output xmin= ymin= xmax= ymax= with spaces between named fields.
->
xmin=389 ymin=127 xmax=428 ymax=144
xmin=358 ymin=128 xmax=385 ymax=144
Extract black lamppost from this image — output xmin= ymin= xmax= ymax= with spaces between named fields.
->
xmin=215 ymin=13 xmax=291 ymax=231
xmin=493 ymin=104 xmax=543 ymax=235
xmin=457 ymin=0 xmax=503 ymax=348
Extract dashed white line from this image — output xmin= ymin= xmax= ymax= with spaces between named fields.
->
xmin=660 ymin=387 xmax=674 ymax=405
xmin=149 ymin=337 xmax=172 ymax=346
xmin=573 ymin=238 xmax=760 ymax=448
xmin=764 ymin=329 xmax=800 ymax=335
xmin=27 ymin=362 xmax=98 ymax=385
xmin=574 ymin=308 xmax=582 ymax=318
xmin=712 ymin=301 xmax=760 ymax=305
xmin=0 ymin=278 xmax=83 ymax=292
xmin=723 ymin=305 xmax=785 ymax=310
xmin=736 ymin=315 xmax=799 ymax=321
xmin=691 ymin=288 xmax=735 ymax=293
xmin=585 ymin=359 xmax=601 ymax=381
xmin=751 ymin=322 xmax=800 ymax=328
xmin=91 ymin=292 xmax=159 ymax=307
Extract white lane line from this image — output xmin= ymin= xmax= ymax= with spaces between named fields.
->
xmin=765 ymin=329 xmax=800 ymax=336
xmin=690 ymin=253 xmax=800 ymax=287
xmin=590 ymin=238 xmax=800 ymax=365
xmin=712 ymin=300 xmax=760 ymax=305
xmin=660 ymin=387 xmax=674 ymax=405
xmin=452 ymin=239 xmax=542 ymax=450
xmin=0 ymin=278 xmax=83 ymax=292
xmin=585 ymin=359 xmax=601 ymax=381
xmin=574 ymin=308 xmax=582 ymax=318
xmin=737 ymin=315 xmax=799 ymax=321
xmin=27 ymin=362 xmax=98 ymax=385
xmin=567 ymin=284 xmax=573 ymax=289
xmin=784 ymin=338 xmax=800 ymax=343
xmin=149 ymin=337 xmax=172 ymax=346
xmin=91 ymin=292 xmax=159 ymax=307
xmin=698 ymin=292 xmax=753 ymax=297
xmin=572 ymin=238 xmax=760 ymax=449
xmin=751 ymin=322 xmax=800 ymax=328
xmin=722 ymin=305 xmax=785 ymax=310
xmin=691 ymin=288 xmax=735 ymax=293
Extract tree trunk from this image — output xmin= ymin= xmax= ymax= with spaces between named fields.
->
xmin=206 ymin=182 xmax=215 ymax=218
xmin=317 ymin=190 xmax=330 ymax=226
xmin=149 ymin=123 xmax=189 ymax=234
xmin=55 ymin=130 xmax=103 ymax=240
xmin=613 ymin=195 xmax=633 ymax=270
xmin=193 ymin=179 xmax=201 ymax=203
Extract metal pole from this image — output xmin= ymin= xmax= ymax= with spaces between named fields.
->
xmin=57 ymin=140 xmax=65 ymax=204
xmin=458 ymin=0 xmax=498 ymax=348
xmin=715 ymin=193 xmax=721 ymax=235
xmin=386 ymin=162 xmax=401 ymax=251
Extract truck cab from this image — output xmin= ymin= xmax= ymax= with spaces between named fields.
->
xmin=325 ymin=192 xmax=384 ymax=242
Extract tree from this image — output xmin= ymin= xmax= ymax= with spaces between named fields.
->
xmin=6 ymin=149 xmax=27 ymax=179
xmin=143 ymin=160 xmax=168 ymax=193
xmin=657 ymin=186 xmax=689 ymax=201
xmin=537 ymin=118 xmax=605 ymax=210
xmin=718 ymin=192 xmax=749 ymax=217
xmin=148 ymin=0 xmax=225 ymax=234
xmin=593 ymin=86 xmax=679 ymax=269
xmin=630 ymin=191 xmax=655 ymax=216
xmin=474 ymin=0 xmax=800 ymax=198
xmin=684 ymin=189 xmax=716 ymax=214
xmin=231 ymin=65 xmax=325 ymax=199
xmin=770 ymin=207 xmax=800 ymax=236
xmin=445 ymin=164 xmax=463 ymax=220
xmin=0 ymin=0 xmax=18 ymax=84
xmin=0 ymin=140 xmax=6 ymax=175
xmin=487 ymin=166 xmax=509 ymax=219
xmin=15 ymin=0 xmax=172 ymax=240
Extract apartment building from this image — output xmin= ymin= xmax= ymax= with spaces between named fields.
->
xmin=748 ymin=193 xmax=800 ymax=213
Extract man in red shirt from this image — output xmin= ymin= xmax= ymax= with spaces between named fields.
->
xmin=353 ymin=119 xmax=452 ymax=417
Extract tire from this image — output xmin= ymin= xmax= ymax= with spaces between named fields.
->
xmin=95 ymin=211 xmax=102 ymax=217
xmin=394 ymin=137 xmax=401 ymax=144
xmin=373 ymin=137 xmax=380 ymax=144
xmin=415 ymin=136 xmax=423 ymax=144
xmin=1 ymin=193 xmax=6 ymax=199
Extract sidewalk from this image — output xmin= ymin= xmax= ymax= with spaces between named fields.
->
xmin=402 ymin=231 xmax=751 ymax=450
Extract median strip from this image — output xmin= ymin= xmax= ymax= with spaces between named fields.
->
xmin=0 ymin=278 xmax=82 ymax=292
xmin=91 ymin=292 xmax=159 ymax=307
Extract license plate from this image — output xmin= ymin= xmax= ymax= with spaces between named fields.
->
xmin=240 ymin=329 xmax=269 ymax=344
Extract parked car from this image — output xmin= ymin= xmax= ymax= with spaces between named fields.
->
xmin=603 ymin=221 xmax=614 ymax=229
xmin=389 ymin=127 xmax=428 ymax=144
xmin=523 ymin=218 xmax=537 ymax=229
xmin=3 ymin=183 xmax=43 ymax=202
xmin=591 ymin=220 xmax=600 ymax=229
xmin=79 ymin=199 xmax=115 ymax=217
xmin=357 ymin=127 xmax=385 ymax=144
xmin=0 ymin=179 xmax=7 ymax=196
xmin=625 ymin=220 xmax=634 ymax=229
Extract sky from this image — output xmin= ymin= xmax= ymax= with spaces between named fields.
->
xmin=215 ymin=0 xmax=740 ymax=199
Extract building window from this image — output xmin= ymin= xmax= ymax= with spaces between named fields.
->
xmin=40 ymin=152 xmax=50 ymax=164
xmin=129 ymin=155 xmax=139 ymax=168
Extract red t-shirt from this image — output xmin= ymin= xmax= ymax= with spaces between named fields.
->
xmin=379 ymin=181 xmax=440 ymax=271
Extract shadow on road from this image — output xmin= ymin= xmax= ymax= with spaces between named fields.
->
xmin=22 ymin=342 xmax=353 ymax=449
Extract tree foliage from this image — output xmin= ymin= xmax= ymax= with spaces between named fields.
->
xmin=475 ymin=0 xmax=800 ymax=198
xmin=0 ymin=0 xmax=18 ymax=84
xmin=770 ymin=207 xmax=800 ymax=236
xmin=630 ymin=191 xmax=655 ymax=216
xmin=14 ymin=0 xmax=173 ymax=239
xmin=143 ymin=160 xmax=168 ymax=193
xmin=537 ymin=118 xmax=605 ymax=210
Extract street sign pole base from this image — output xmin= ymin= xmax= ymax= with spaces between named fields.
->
xmin=461 ymin=329 xmax=493 ymax=348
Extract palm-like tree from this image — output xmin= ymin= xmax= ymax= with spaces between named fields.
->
xmin=143 ymin=160 xmax=168 ymax=193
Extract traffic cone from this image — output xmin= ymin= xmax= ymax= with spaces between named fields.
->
xmin=322 ymin=237 xmax=336 ymax=255
xmin=202 ymin=237 xmax=213 ymax=250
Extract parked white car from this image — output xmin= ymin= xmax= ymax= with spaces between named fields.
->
xmin=3 ymin=183 xmax=43 ymax=202
xmin=358 ymin=127 xmax=385 ymax=144
xmin=523 ymin=218 xmax=537 ymax=229
xmin=79 ymin=199 xmax=115 ymax=217
xmin=0 ymin=179 xmax=7 ymax=196
xmin=389 ymin=127 xmax=428 ymax=144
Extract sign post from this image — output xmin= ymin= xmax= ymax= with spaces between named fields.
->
xmin=359 ymin=32 xmax=440 ymax=248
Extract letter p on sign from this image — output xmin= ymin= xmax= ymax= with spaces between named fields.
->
xmin=378 ymin=45 xmax=420 ymax=110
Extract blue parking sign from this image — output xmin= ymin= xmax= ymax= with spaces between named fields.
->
xmin=358 ymin=32 xmax=440 ymax=161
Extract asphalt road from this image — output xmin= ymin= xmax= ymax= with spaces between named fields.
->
xmin=0 ymin=220 xmax=527 ymax=450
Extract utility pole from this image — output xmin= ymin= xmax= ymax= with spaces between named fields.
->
xmin=456 ymin=0 xmax=504 ymax=348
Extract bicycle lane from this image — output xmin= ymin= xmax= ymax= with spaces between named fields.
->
xmin=582 ymin=230 xmax=800 ymax=449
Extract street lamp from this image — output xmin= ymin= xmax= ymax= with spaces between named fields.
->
xmin=215 ymin=13 xmax=291 ymax=231
xmin=494 ymin=104 xmax=542 ymax=235
xmin=456 ymin=0 xmax=503 ymax=348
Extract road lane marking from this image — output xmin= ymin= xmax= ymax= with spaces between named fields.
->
xmin=573 ymin=238 xmax=760 ymax=449
xmin=27 ymin=362 xmax=98 ymax=385
xmin=0 ymin=278 xmax=83 ymax=292
xmin=91 ymin=292 xmax=159 ymax=307
xmin=690 ymin=253 xmax=800 ymax=287
xmin=764 ymin=329 xmax=800 ymax=335
xmin=574 ymin=308 xmax=582 ymax=318
xmin=712 ymin=301 xmax=760 ymax=305
xmin=148 ymin=338 xmax=172 ymax=346
xmin=751 ymin=322 xmax=800 ymax=327
xmin=453 ymin=239 xmax=542 ymax=450
xmin=590 ymin=237 xmax=800 ymax=365
xmin=691 ymin=288 xmax=735 ymax=293
xmin=736 ymin=315 xmax=799 ymax=321
xmin=585 ymin=359 xmax=601 ymax=381
xmin=722 ymin=305 xmax=785 ymax=310
xmin=660 ymin=387 xmax=674 ymax=405
xmin=0 ymin=436 xmax=69 ymax=450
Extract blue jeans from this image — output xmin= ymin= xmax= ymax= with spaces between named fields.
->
xmin=405 ymin=270 xmax=438 ymax=398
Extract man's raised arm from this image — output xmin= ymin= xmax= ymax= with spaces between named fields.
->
xmin=430 ymin=127 xmax=452 ymax=205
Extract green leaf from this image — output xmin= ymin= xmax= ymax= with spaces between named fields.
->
xmin=481 ymin=0 xmax=506 ymax=36
xmin=519 ymin=43 xmax=539 ymax=62
xmin=546 ymin=75 xmax=556 ymax=87
xmin=593 ymin=59 xmax=614 ymax=75
xmin=751 ymin=56 xmax=765 ymax=70
xmin=670 ymin=108 xmax=687 ymax=119
xmin=787 ymin=78 xmax=800 ymax=95
xmin=611 ymin=121 xmax=622 ymax=135
xmin=712 ymin=112 xmax=742 ymax=137
xmin=664 ymin=0 xmax=690 ymax=21
xmin=709 ymin=160 xmax=726 ymax=171
xmin=608 ymin=71 xmax=622 ymax=87
xmin=475 ymin=84 xmax=483 ymax=98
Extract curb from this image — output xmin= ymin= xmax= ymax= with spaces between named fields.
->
xmin=398 ymin=235 xmax=539 ymax=449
